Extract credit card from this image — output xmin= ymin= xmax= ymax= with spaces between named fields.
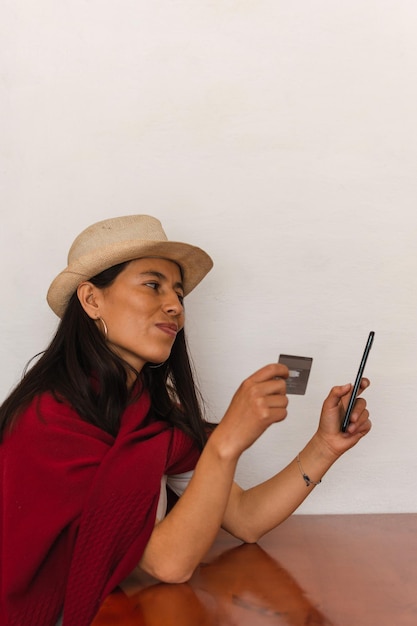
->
xmin=278 ymin=354 xmax=313 ymax=395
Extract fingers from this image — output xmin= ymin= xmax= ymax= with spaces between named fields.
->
xmin=356 ymin=378 xmax=370 ymax=396
xmin=344 ymin=412 xmax=372 ymax=439
xmin=233 ymin=364 xmax=290 ymax=426
xmin=239 ymin=373 xmax=288 ymax=421
xmin=344 ymin=397 xmax=371 ymax=435
xmin=323 ymin=378 xmax=371 ymax=410
xmin=249 ymin=362 xmax=289 ymax=383
xmin=342 ymin=378 xmax=371 ymax=431
xmin=242 ymin=362 xmax=289 ymax=410
xmin=320 ymin=379 xmax=371 ymax=437
xmin=219 ymin=364 xmax=291 ymax=458
xmin=322 ymin=383 xmax=353 ymax=411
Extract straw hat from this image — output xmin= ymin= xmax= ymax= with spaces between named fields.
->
xmin=47 ymin=215 xmax=213 ymax=318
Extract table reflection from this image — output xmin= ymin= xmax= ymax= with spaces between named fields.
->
xmin=93 ymin=541 xmax=333 ymax=625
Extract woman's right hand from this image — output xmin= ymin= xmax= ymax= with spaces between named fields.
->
xmin=211 ymin=363 xmax=290 ymax=461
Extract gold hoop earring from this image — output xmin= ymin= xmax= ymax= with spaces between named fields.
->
xmin=97 ymin=317 xmax=108 ymax=340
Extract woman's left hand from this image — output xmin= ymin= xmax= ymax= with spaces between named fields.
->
xmin=315 ymin=379 xmax=372 ymax=460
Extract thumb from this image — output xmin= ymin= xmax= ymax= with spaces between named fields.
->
xmin=323 ymin=383 xmax=352 ymax=410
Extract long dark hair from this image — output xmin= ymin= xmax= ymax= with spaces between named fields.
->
xmin=0 ymin=262 xmax=209 ymax=447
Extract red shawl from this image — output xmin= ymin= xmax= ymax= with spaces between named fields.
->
xmin=0 ymin=390 xmax=200 ymax=626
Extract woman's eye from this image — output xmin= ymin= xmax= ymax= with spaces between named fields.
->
xmin=145 ymin=282 xmax=159 ymax=290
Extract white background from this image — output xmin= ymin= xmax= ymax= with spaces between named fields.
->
xmin=2 ymin=1 xmax=416 ymax=513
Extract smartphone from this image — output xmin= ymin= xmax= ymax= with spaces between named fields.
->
xmin=341 ymin=331 xmax=375 ymax=432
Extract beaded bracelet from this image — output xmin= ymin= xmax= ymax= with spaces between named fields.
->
xmin=297 ymin=454 xmax=322 ymax=487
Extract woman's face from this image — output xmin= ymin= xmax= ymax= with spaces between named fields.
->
xmin=94 ymin=257 xmax=185 ymax=373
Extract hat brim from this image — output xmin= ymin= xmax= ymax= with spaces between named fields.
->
xmin=47 ymin=240 xmax=213 ymax=318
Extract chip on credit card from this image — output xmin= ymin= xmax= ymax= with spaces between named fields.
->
xmin=278 ymin=354 xmax=313 ymax=395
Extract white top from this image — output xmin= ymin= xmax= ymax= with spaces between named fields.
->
xmin=156 ymin=470 xmax=194 ymax=521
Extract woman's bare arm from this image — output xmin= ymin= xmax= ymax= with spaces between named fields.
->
xmin=223 ymin=380 xmax=371 ymax=542
xmin=138 ymin=363 xmax=288 ymax=582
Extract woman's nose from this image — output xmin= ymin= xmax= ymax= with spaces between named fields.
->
xmin=163 ymin=292 xmax=184 ymax=316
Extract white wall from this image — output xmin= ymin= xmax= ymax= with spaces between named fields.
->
xmin=2 ymin=1 xmax=416 ymax=514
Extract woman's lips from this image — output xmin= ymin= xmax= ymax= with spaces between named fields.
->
xmin=155 ymin=323 xmax=178 ymax=337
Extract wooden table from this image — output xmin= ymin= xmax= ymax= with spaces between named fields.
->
xmin=92 ymin=514 xmax=417 ymax=626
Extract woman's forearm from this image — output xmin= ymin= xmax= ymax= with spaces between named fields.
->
xmin=222 ymin=380 xmax=372 ymax=543
xmin=138 ymin=430 xmax=238 ymax=583
xmin=222 ymin=434 xmax=338 ymax=543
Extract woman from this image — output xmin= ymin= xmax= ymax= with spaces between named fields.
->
xmin=0 ymin=215 xmax=371 ymax=626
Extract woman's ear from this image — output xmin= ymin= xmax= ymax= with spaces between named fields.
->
xmin=77 ymin=282 xmax=101 ymax=319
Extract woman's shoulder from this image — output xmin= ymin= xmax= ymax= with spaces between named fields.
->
xmin=4 ymin=392 xmax=112 ymax=444
xmin=26 ymin=391 xmax=80 ymax=421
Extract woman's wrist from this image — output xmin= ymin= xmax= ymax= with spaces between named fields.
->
xmin=203 ymin=426 xmax=241 ymax=465
xmin=300 ymin=434 xmax=340 ymax=477
xmin=306 ymin=431 xmax=340 ymax=467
